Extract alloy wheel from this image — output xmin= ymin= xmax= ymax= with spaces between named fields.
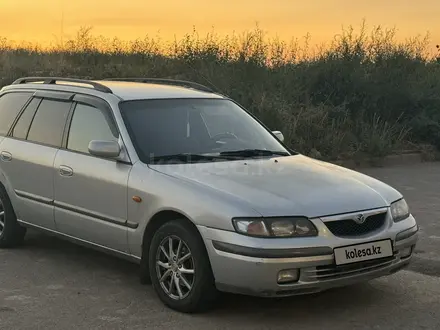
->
xmin=156 ymin=235 xmax=195 ymax=300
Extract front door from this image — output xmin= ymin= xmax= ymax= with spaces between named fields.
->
xmin=53 ymin=95 xmax=131 ymax=253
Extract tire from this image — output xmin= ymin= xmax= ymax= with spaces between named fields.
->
xmin=148 ymin=219 xmax=218 ymax=313
xmin=0 ymin=185 xmax=26 ymax=248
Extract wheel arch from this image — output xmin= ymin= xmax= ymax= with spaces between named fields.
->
xmin=0 ymin=171 xmax=18 ymax=210
xmin=139 ymin=209 xmax=211 ymax=284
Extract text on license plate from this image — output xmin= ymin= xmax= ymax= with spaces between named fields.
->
xmin=334 ymin=239 xmax=393 ymax=265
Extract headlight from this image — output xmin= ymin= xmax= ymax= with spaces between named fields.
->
xmin=390 ymin=198 xmax=410 ymax=222
xmin=232 ymin=217 xmax=318 ymax=238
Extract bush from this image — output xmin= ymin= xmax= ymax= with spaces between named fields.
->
xmin=1 ymin=23 xmax=439 ymax=160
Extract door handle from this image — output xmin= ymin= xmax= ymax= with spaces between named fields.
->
xmin=0 ymin=151 xmax=12 ymax=162
xmin=59 ymin=165 xmax=73 ymax=177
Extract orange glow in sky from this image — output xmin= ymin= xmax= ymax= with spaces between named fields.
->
xmin=1 ymin=0 xmax=439 ymax=49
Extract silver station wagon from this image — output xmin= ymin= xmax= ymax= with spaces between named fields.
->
xmin=0 ymin=77 xmax=419 ymax=313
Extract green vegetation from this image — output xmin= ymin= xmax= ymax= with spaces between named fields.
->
xmin=1 ymin=22 xmax=440 ymax=161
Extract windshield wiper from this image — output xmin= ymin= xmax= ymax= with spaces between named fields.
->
xmin=219 ymin=149 xmax=290 ymax=158
xmin=150 ymin=153 xmax=235 ymax=163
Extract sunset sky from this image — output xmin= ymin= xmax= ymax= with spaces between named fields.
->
xmin=1 ymin=0 xmax=439 ymax=50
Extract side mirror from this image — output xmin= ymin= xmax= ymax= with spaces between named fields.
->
xmin=272 ymin=130 xmax=284 ymax=142
xmin=88 ymin=140 xmax=121 ymax=158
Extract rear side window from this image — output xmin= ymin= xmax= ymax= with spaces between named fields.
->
xmin=27 ymin=99 xmax=72 ymax=147
xmin=0 ymin=92 xmax=33 ymax=136
xmin=12 ymin=98 xmax=41 ymax=139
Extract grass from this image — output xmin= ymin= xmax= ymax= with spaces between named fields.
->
xmin=1 ymin=22 xmax=440 ymax=161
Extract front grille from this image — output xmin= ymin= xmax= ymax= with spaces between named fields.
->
xmin=306 ymin=254 xmax=396 ymax=281
xmin=324 ymin=212 xmax=387 ymax=237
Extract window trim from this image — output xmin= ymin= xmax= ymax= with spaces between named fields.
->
xmin=0 ymin=90 xmax=34 ymax=137
xmin=23 ymin=97 xmax=74 ymax=149
xmin=62 ymin=95 xmax=131 ymax=164
xmin=7 ymin=89 xmax=77 ymax=149
xmin=4 ymin=90 xmax=131 ymax=164
xmin=10 ymin=97 xmax=43 ymax=140
xmin=33 ymin=90 xmax=75 ymax=101
xmin=6 ymin=135 xmax=65 ymax=150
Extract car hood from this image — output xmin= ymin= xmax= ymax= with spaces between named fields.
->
xmin=150 ymin=155 xmax=402 ymax=218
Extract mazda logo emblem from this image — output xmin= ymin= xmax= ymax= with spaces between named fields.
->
xmin=353 ymin=214 xmax=366 ymax=224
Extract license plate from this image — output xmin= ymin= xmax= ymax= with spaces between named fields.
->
xmin=334 ymin=239 xmax=393 ymax=265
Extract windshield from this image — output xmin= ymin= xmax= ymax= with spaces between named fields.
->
xmin=119 ymin=98 xmax=291 ymax=163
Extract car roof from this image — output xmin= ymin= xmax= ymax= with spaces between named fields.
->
xmin=2 ymin=77 xmax=225 ymax=101
xmin=93 ymin=80 xmax=224 ymax=101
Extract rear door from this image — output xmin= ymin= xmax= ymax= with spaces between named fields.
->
xmin=0 ymin=91 xmax=35 ymax=197
xmin=0 ymin=91 xmax=73 ymax=230
xmin=53 ymin=94 xmax=131 ymax=253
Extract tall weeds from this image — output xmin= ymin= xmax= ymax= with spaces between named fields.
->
xmin=1 ymin=23 xmax=439 ymax=160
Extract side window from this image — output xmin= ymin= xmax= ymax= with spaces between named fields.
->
xmin=27 ymin=99 xmax=72 ymax=147
xmin=67 ymin=103 xmax=118 ymax=154
xmin=12 ymin=98 xmax=41 ymax=139
xmin=0 ymin=92 xmax=33 ymax=136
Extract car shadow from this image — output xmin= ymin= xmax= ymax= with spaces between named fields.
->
xmin=18 ymin=229 xmax=140 ymax=282
xmin=213 ymin=282 xmax=383 ymax=316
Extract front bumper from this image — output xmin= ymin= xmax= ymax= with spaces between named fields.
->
xmin=198 ymin=213 xmax=418 ymax=297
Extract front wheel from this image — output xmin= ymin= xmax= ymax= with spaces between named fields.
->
xmin=148 ymin=219 xmax=218 ymax=313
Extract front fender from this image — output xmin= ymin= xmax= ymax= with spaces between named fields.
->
xmin=125 ymin=162 xmax=261 ymax=258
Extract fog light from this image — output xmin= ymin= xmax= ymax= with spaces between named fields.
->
xmin=277 ymin=269 xmax=299 ymax=284
xmin=401 ymin=246 xmax=412 ymax=258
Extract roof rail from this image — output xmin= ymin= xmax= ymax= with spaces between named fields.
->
xmin=12 ymin=77 xmax=112 ymax=93
xmin=102 ymin=78 xmax=214 ymax=93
